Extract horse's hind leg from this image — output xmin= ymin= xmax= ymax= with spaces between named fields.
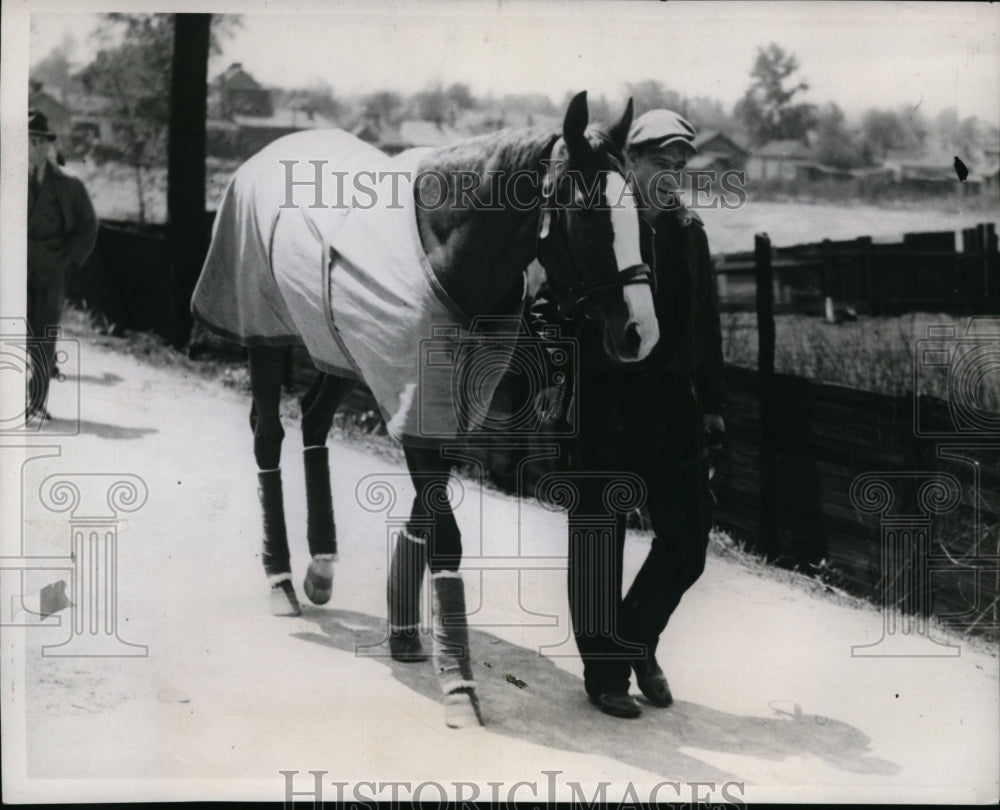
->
xmin=403 ymin=444 xmax=483 ymax=728
xmin=299 ymin=372 xmax=355 ymax=605
xmin=248 ymin=346 xmax=300 ymax=616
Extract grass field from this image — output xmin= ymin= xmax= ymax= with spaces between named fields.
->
xmin=722 ymin=310 xmax=1000 ymax=413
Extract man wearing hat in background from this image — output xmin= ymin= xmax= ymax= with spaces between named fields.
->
xmin=27 ymin=109 xmax=97 ymax=420
xmin=531 ymin=109 xmax=726 ymax=718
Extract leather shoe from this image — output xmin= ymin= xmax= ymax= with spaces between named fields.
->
xmin=588 ymin=690 xmax=641 ymax=718
xmin=633 ymin=656 xmax=673 ymax=707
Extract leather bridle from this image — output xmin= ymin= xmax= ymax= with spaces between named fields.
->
xmin=535 ymin=156 xmax=654 ymax=319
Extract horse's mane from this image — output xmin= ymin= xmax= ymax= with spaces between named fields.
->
xmin=425 ymin=126 xmax=559 ymax=176
xmin=424 ymin=123 xmax=624 ymax=176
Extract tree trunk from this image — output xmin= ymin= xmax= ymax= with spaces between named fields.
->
xmin=167 ymin=13 xmax=211 ymax=349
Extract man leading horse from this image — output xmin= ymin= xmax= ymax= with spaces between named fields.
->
xmin=533 ymin=109 xmax=727 ymax=718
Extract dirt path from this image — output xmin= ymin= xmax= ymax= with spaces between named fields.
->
xmin=4 ymin=334 xmax=997 ymax=804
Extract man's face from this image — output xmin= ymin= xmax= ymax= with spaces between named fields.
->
xmin=627 ymin=143 xmax=691 ymax=215
xmin=28 ymin=134 xmax=51 ymax=172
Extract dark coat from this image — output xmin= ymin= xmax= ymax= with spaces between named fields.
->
xmin=28 ymin=162 xmax=98 ymax=284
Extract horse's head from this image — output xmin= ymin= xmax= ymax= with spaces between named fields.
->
xmin=536 ymin=92 xmax=659 ymax=363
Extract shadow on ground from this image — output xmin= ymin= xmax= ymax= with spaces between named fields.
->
xmin=296 ymin=608 xmax=900 ymax=783
xmin=73 ymin=372 xmax=125 ymax=387
xmin=40 ymin=416 xmax=158 ymax=440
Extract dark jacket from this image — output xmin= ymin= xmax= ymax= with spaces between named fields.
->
xmin=530 ymin=205 xmax=726 ymax=416
xmin=28 ymin=162 xmax=98 ymax=283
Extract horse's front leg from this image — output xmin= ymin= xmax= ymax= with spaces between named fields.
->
xmin=248 ymin=346 xmax=300 ymax=616
xmin=402 ymin=444 xmax=483 ymax=728
xmin=299 ymin=372 xmax=355 ymax=605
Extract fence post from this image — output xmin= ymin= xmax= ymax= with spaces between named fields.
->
xmin=856 ymin=235 xmax=874 ymax=314
xmin=755 ymin=233 xmax=778 ymax=556
xmin=984 ymin=223 xmax=998 ymax=303
xmin=820 ymin=238 xmax=836 ymax=323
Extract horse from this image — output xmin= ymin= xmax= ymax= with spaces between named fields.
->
xmin=190 ymin=91 xmax=660 ymax=728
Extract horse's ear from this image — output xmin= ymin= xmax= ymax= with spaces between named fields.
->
xmin=608 ymin=97 xmax=634 ymax=153
xmin=563 ymin=90 xmax=590 ymax=156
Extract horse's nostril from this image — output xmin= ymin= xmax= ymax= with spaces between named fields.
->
xmin=625 ymin=323 xmax=641 ymax=352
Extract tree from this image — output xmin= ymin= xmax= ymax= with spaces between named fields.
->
xmin=413 ymin=83 xmax=451 ymax=125
xmin=734 ymin=43 xmax=815 ymax=145
xmin=444 ymin=82 xmax=476 ymax=111
xmin=860 ymin=109 xmax=909 ymax=162
xmin=685 ymin=96 xmax=738 ymax=135
xmin=624 ymin=80 xmax=684 ymax=117
xmin=30 ymin=32 xmax=78 ymax=101
xmin=362 ymin=90 xmax=404 ymax=123
xmin=274 ymin=81 xmax=345 ymax=124
xmin=76 ymin=13 xmax=239 ymax=222
xmin=812 ymin=103 xmax=865 ymax=169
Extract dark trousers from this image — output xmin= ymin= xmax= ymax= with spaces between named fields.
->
xmin=26 ymin=266 xmax=67 ymax=415
xmin=568 ymin=372 xmax=713 ymax=696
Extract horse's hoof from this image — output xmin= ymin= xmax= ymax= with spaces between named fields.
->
xmin=303 ymin=556 xmax=335 ymax=605
xmin=268 ymin=579 xmax=302 ymax=616
xmin=389 ymin=628 xmax=428 ymax=663
xmin=444 ymin=688 xmax=484 ymax=729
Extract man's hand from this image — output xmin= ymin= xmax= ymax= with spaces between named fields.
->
xmin=703 ymin=413 xmax=725 ymax=479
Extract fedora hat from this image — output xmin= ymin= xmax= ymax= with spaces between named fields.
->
xmin=28 ymin=109 xmax=57 ymax=141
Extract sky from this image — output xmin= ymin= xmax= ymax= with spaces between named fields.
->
xmin=22 ymin=0 xmax=1000 ymax=124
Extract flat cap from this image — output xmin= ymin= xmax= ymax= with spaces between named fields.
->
xmin=628 ymin=109 xmax=697 ymax=152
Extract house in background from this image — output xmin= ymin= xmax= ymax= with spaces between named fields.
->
xmin=745 ymin=139 xmax=814 ymax=181
xmin=205 ymin=63 xmax=340 ymax=159
xmin=28 ymin=80 xmax=72 ymax=138
xmin=232 ymin=106 xmax=340 ymax=157
xmin=352 ymin=116 xmax=460 ymax=154
xmin=210 ymin=62 xmax=273 ymax=118
xmin=689 ymin=131 xmax=748 ymax=174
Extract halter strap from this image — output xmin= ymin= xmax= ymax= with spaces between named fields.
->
xmin=556 ymin=263 xmax=655 ymax=318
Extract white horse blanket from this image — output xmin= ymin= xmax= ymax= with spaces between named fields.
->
xmin=191 ymin=129 xmax=523 ymax=444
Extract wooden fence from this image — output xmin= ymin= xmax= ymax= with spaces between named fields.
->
xmin=71 ymin=219 xmax=1000 ymax=631
xmin=714 ymin=221 xmax=999 ymax=315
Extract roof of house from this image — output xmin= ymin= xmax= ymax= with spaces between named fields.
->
xmin=29 ymin=88 xmax=71 ymax=117
xmin=233 ymin=109 xmax=339 ymax=130
xmin=214 ymin=62 xmax=264 ymax=91
xmin=753 ymin=139 xmax=813 ymax=160
xmin=693 ymin=130 xmax=748 ymax=155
